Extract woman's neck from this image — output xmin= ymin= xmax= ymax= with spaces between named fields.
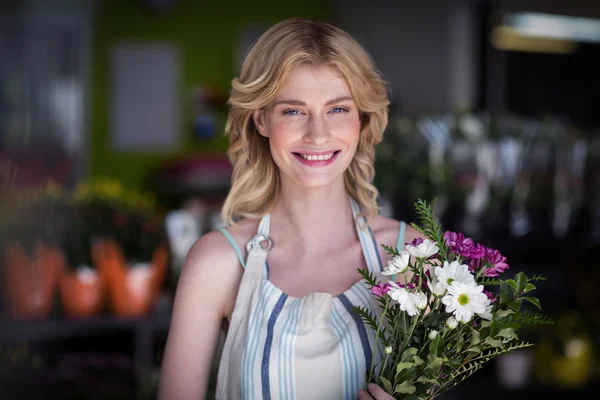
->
xmin=270 ymin=178 xmax=355 ymax=251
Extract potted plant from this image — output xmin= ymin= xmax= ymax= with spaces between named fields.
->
xmin=73 ymin=178 xmax=169 ymax=318
xmin=0 ymin=178 xmax=66 ymax=319
xmin=59 ymin=203 xmax=106 ymax=319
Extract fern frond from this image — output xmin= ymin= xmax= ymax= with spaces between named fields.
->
xmin=381 ymin=243 xmax=400 ymax=256
xmin=477 ymin=277 xmax=502 ymax=286
xmin=467 ymin=341 xmax=533 ymax=364
xmin=353 ymin=306 xmax=382 ymax=332
xmin=358 ymin=268 xmax=379 ymax=287
xmin=353 ymin=306 xmax=390 ymax=347
xmin=412 ymin=198 xmax=448 ymax=259
xmin=515 ymin=311 xmax=554 ymax=325
xmin=431 ymin=359 xmax=486 ymax=398
xmin=528 ymin=275 xmax=547 ymax=282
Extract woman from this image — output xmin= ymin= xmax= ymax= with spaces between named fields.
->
xmin=159 ymin=17 xmax=420 ymax=400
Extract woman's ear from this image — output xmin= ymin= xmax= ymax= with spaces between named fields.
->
xmin=253 ymin=109 xmax=268 ymax=138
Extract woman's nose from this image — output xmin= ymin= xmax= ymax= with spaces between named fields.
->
xmin=303 ymin=116 xmax=332 ymax=145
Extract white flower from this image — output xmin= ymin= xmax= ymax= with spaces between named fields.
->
xmin=434 ymin=261 xmax=475 ymax=290
xmin=414 ymin=291 xmax=428 ymax=310
xmin=478 ymin=301 xmax=493 ymax=321
xmin=382 ymin=251 xmax=410 ymax=275
xmin=442 ymin=282 xmax=488 ymax=323
xmin=406 ymin=239 xmax=439 ymax=259
xmin=384 ymin=346 xmax=393 ymax=355
xmin=387 ymin=282 xmax=421 ymax=316
xmin=428 ymin=330 xmax=439 ymax=340
xmin=446 ymin=316 xmax=458 ymax=330
xmin=426 ymin=267 xmax=447 ymax=297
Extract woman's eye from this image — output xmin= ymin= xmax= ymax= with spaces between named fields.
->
xmin=330 ymin=107 xmax=349 ymax=114
xmin=283 ymin=109 xmax=302 ymax=116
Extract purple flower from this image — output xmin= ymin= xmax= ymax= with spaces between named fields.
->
xmin=468 ymin=257 xmax=482 ymax=273
xmin=407 ymin=237 xmax=424 ymax=247
xmin=444 ymin=230 xmax=487 ymax=260
xmin=371 ymin=283 xmax=391 ymax=298
xmin=483 ymin=248 xmax=509 ymax=277
xmin=408 ymin=274 xmax=428 ymax=291
xmin=468 ymin=243 xmax=487 ymax=259
xmin=443 ymin=231 xmax=465 ymax=248
xmin=484 ymin=290 xmax=497 ymax=304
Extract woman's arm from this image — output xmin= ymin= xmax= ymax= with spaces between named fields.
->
xmin=158 ymin=231 xmax=243 ymax=400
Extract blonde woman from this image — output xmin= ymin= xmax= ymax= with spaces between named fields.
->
xmin=159 ymin=18 xmax=419 ymax=400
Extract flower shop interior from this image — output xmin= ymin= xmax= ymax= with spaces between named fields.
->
xmin=1 ymin=0 xmax=599 ymax=399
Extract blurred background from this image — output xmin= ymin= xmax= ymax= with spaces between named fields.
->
xmin=0 ymin=0 xmax=599 ymax=399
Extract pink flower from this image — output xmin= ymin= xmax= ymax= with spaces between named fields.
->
xmin=371 ymin=283 xmax=392 ymax=298
xmin=483 ymin=248 xmax=509 ymax=277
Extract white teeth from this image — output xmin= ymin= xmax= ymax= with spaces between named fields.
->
xmin=300 ymin=152 xmax=334 ymax=161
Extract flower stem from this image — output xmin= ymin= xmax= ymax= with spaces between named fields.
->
xmin=368 ymin=297 xmax=389 ymax=384
xmin=377 ymin=353 xmax=391 ymax=386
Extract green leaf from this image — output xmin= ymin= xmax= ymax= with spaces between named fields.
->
xmin=394 ymin=381 xmax=416 ymax=395
xmin=496 ymin=309 xmax=515 ymax=318
xmin=524 ymin=283 xmax=536 ymax=293
xmin=470 ymin=329 xmax=481 ymax=346
xmin=379 ymin=376 xmax=393 ymax=394
xmin=497 ymin=328 xmax=517 ymax=340
xmin=481 ymin=320 xmax=492 ymax=328
xmin=522 ymin=296 xmax=542 ymax=310
xmin=499 ymin=284 xmax=511 ymax=305
xmin=396 ymin=362 xmax=414 ymax=374
xmin=456 ymin=331 xmax=464 ymax=352
xmin=484 ymin=336 xmax=504 ymax=349
xmin=402 ymin=347 xmax=419 ymax=362
xmin=515 ymin=272 xmax=527 ymax=292
xmin=446 ymin=357 xmax=462 ymax=368
xmin=507 ymin=299 xmax=522 ymax=311
xmin=416 ymin=375 xmax=440 ymax=385
xmin=429 ymin=334 xmax=444 ymax=357
xmin=426 ymin=354 xmax=443 ymax=373
xmin=466 ymin=346 xmax=481 ymax=353
xmin=412 ymin=355 xmax=425 ymax=366
xmin=505 ymin=279 xmax=518 ymax=292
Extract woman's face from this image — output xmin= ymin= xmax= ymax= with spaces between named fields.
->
xmin=254 ymin=64 xmax=361 ymax=190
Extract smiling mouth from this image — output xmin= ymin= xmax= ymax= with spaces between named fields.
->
xmin=292 ymin=150 xmax=341 ymax=161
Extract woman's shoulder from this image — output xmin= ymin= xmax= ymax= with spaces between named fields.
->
xmin=370 ymin=215 xmax=421 ymax=251
xmin=175 ymin=218 xmax=262 ymax=319
xmin=187 ymin=217 xmax=260 ymax=268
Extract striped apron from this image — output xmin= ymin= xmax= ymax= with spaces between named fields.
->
xmin=216 ymin=199 xmax=406 ymax=399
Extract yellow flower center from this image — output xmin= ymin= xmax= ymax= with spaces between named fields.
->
xmin=458 ymin=294 xmax=470 ymax=305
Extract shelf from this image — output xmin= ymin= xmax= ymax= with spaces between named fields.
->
xmin=0 ymin=310 xmax=171 ymax=343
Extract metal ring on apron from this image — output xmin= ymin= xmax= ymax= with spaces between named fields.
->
xmin=246 ymin=233 xmax=274 ymax=253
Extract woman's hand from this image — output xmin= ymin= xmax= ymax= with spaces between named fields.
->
xmin=358 ymin=383 xmax=395 ymax=400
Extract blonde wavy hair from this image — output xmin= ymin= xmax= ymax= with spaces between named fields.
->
xmin=221 ymin=18 xmax=389 ymax=227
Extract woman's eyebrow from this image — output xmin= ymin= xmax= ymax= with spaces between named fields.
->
xmin=273 ymin=96 xmax=353 ymax=107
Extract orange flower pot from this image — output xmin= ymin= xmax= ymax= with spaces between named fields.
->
xmin=2 ymin=241 xmax=64 ymax=319
xmin=59 ymin=267 xmax=105 ymax=318
xmin=92 ymin=239 xmax=168 ymax=318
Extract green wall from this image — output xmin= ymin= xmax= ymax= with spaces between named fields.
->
xmin=90 ymin=0 xmax=331 ymax=190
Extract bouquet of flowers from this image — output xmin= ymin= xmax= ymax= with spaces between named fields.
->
xmin=355 ymin=199 xmax=552 ymax=399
